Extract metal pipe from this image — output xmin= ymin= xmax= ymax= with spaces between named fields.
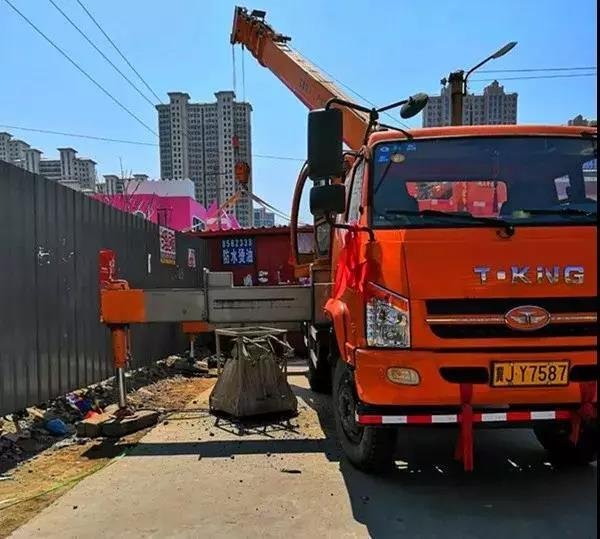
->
xmin=117 ymin=367 xmax=127 ymax=408
xmin=190 ymin=336 xmax=195 ymax=359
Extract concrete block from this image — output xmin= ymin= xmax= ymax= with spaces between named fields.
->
xmin=101 ymin=410 xmax=159 ymax=438
xmin=104 ymin=404 xmax=120 ymax=415
xmin=76 ymin=412 xmax=113 ymax=438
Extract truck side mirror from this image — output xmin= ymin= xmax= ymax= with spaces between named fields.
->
xmin=307 ymin=108 xmax=343 ymax=181
xmin=309 ymin=184 xmax=346 ymax=216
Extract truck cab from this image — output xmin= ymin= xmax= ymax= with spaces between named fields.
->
xmin=304 ymin=118 xmax=597 ymax=472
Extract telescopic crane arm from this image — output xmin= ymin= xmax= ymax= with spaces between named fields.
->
xmin=230 ymin=6 xmax=369 ymax=151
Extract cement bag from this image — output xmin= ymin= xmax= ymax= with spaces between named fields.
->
xmin=209 ymin=341 xmax=297 ymax=418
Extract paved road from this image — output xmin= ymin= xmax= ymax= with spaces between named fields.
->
xmin=13 ymin=366 xmax=597 ymax=538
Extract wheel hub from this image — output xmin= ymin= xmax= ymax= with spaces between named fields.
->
xmin=337 ymin=380 xmax=363 ymax=443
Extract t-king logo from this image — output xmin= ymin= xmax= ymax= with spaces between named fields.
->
xmin=474 ymin=266 xmax=584 ymax=285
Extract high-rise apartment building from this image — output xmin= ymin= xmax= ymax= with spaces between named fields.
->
xmin=423 ymin=80 xmax=518 ymax=127
xmin=0 ymin=131 xmax=42 ymax=174
xmin=39 ymin=148 xmax=97 ymax=191
xmin=156 ymin=91 xmax=253 ymax=227
xmin=1 ymin=131 xmax=97 ymax=190
xmin=568 ymin=115 xmax=597 ymax=127
xmin=253 ymin=206 xmax=275 ymax=228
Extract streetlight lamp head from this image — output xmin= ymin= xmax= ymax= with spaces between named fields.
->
xmin=491 ymin=41 xmax=517 ymax=59
xmin=400 ymin=93 xmax=429 ymax=119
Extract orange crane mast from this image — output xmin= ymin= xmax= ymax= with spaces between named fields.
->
xmin=230 ymin=6 xmax=370 ymax=151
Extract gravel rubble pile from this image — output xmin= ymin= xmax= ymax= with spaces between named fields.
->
xmin=0 ymin=355 xmax=211 ymax=475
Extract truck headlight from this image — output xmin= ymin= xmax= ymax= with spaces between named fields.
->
xmin=366 ymin=284 xmax=410 ymax=348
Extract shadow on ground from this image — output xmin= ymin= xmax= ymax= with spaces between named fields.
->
xmin=81 ymin=374 xmax=596 ymax=539
xmin=292 ymin=382 xmax=597 ymax=539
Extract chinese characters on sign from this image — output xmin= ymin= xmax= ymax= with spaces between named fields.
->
xmin=221 ymin=237 xmax=255 ymax=266
xmin=159 ymin=226 xmax=176 ymax=265
xmin=187 ymin=248 xmax=196 ymax=269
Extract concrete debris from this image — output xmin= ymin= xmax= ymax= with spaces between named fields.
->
xmin=1 ymin=356 xmax=211 ymax=473
xmin=102 ymin=410 xmax=159 ymax=438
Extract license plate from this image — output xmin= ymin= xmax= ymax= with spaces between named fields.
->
xmin=491 ymin=361 xmax=569 ymax=387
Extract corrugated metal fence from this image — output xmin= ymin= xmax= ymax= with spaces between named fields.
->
xmin=0 ymin=162 xmax=209 ymax=415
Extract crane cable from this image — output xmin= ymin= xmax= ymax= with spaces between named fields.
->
xmin=232 ymin=45 xmax=237 ymax=94
xmin=241 ymin=45 xmax=246 ymax=102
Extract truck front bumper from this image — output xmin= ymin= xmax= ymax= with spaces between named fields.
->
xmin=353 ymin=347 xmax=597 ymax=407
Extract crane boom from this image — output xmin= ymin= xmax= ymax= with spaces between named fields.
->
xmin=231 ymin=6 xmax=369 ymax=150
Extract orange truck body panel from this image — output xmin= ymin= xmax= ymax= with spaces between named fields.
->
xmin=324 ymin=126 xmax=597 ymax=409
xmin=354 ymin=348 xmax=596 ymax=407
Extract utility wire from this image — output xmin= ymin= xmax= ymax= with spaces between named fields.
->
xmin=75 ymin=0 xmax=163 ymax=104
xmin=253 ymin=153 xmax=304 ymax=162
xmin=0 ymin=124 xmax=157 ymax=146
xmin=471 ymin=73 xmax=597 ymax=82
xmin=1 ymin=124 xmax=306 ymax=161
xmin=479 ymin=66 xmax=596 ymax=73
xmin=2 ymin=0 xmax=158 ymax=137
xmin=48 ymin=0 xmax=156 ymax=108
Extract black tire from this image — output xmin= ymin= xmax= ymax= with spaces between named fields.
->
xmin=534 ymin=419 xmax=598 ymax=466
xmin=333 ymin=359 xmax=396 ymax=473
xmin=307 ymin=339 xmax=332 ymax=394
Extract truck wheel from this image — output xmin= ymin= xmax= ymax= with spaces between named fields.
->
xmin=307 ymin=340 xmax=332 ymax=394
xmin=534 ymin=419 xmax=598 ymax=465
xmin=333 ymin=359 xmax=396 ymax=473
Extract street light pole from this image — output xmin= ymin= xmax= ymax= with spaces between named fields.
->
xmin=447 ymin=71 xmax=465 ymax=126
xmin=443 ymin=41 xmax=517 ymax=127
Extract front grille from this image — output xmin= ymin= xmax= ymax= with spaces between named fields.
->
xmin=426 ymin=297 xmax=597 ymax=339
xmin=430 ymin=323 xmax=597 ymax=339
xmin=426 ymin=297 xmax=597 ymax=315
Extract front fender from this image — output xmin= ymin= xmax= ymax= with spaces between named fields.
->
xmin=324 ymin=298 xmax=353 ymax=365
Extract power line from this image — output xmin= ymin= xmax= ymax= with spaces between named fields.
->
xmin=471 ymin=73 xmax=597 ymax=82
xmin=253 ymin=153 xmax=304 ymax=162
xmin=479 ymin=66 xmax=596 ymax=73
xmin=2 ymin=0 xmax=158 ymax=136
xmin=1 ymin=124 xmax=306 ymax=161
xmin=0 ymin=125 xmax=157 ymax=146
xmin=75 ymin=0 xmax=164 ymax=104
xmin=47 ymin=0 xmax=156 ymax=108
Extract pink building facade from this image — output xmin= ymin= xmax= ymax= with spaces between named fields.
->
xmin=93 ymin=193 xmax=240 ymax=232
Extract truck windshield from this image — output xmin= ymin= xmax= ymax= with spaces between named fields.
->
xmin=371 ymin=136 xmax=597 ymax=228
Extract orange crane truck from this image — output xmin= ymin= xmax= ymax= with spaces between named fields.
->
xmin=231 ymin=7 xmax=597 ymax=472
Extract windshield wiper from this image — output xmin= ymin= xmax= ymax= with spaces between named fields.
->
xmin=516 ymin=208 xmax=597 ymax=217
xmin=385 ymin=209 xmax=516 ymax=237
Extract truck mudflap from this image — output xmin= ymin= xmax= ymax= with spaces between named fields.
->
xmin=356 ymin=380 xmax=597 ymax=472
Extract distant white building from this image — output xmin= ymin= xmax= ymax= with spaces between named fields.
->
xmin=39 ymin=148 xmax=97 ymax=191
xmin=253 ymin=206 xmax=275 ymax=227
xmin=423 ymin=80 xmax=518 ymax=127
xmin=568 ymin=115 xmax=597 ymax=127
xmin=0 ymin=131 xmax=43 ymax=174
xmin=1 ymin=131 xmax=98 ymax=191
xmin=98 ymin=175 xmax=196 ymax=198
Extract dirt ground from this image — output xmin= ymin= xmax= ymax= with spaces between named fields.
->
xmin=0 ymin=376 xmax=214 ymax=538
xmin=9 ymin=365 xmax=596 ymax=539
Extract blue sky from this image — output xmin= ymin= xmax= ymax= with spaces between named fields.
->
xmin=1 ymin=0 xmax=597 ymax=221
